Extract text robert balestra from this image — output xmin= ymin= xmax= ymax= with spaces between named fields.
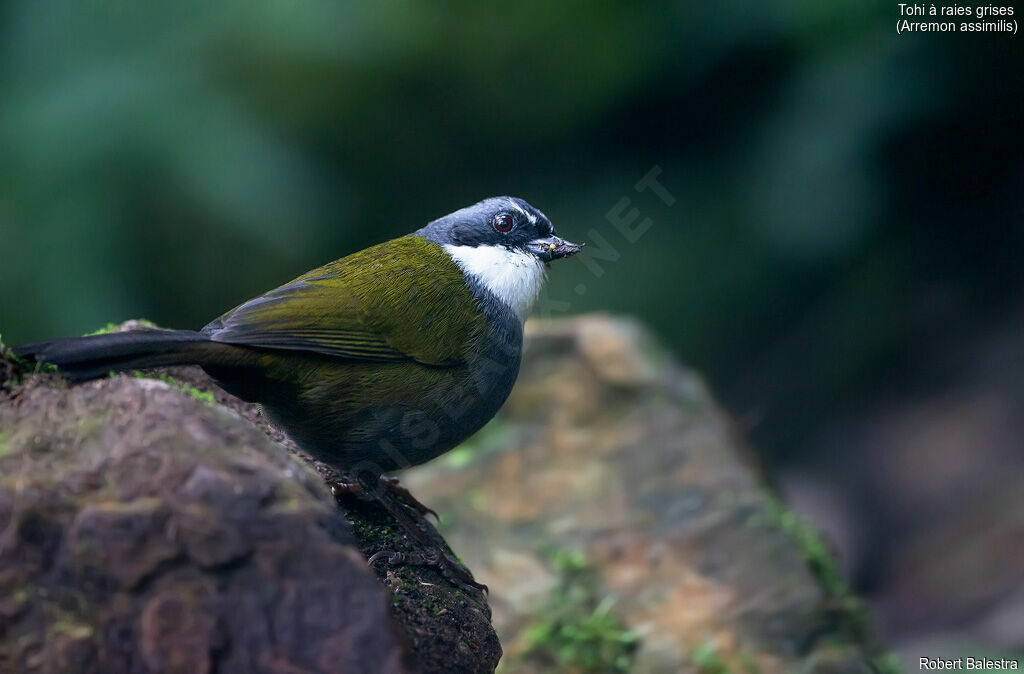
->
xmin=920 ymin=656 xmax=1019 ymax=670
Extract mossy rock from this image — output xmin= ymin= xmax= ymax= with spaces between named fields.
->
xmin=0 ymin=323 xmax=501 ymax=674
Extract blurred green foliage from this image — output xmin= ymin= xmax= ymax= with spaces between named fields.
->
xmin=1 ymin=1 xmax=1021 ymax=464
xmin=690 ymin=642 xmax=760 ymax=674
xmin=519 ymin=545 xmax=638 ymax=672
xmin=749 ymin=493 xmax=870 ymax=642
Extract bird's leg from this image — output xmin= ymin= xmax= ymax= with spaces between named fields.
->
xmin=365 ymin=548 xmax=487 ymax=594
xmin=328 ymin=475 xmax=486 ymax=594
xmin=327 ymin=475 xmax=436 ymax=525
xmin=365 ymin=495 xmax=487 ymax=594
xmin=378 ymin=475 xmax=438 ymax=520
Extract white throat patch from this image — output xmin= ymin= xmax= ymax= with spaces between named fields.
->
xmin=444 ymin=244 xmax=546 ymax=320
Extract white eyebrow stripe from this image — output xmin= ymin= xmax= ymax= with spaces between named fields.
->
xmin=507 ymin=198 xmax=537 ymax=224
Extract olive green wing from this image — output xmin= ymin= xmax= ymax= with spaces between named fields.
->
xmin=202 ymin=237 xmax=484 ymax=366
xmin=202 ymin=281 xmax=408 ymax=362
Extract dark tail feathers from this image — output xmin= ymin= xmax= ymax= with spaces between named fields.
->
xmin=13 ymin=329 xmax=215 ymax=381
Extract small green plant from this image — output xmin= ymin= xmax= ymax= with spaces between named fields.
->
xmin=519 ymin=544 xmax=639 ymax=673
xmin=749 ymin=494 xmax=872 ymax=646
xmin=689 ymin=642 xmax=761 ymax=674
xmin=0 ymin=334 xmax=12 ymax=367
xmin=83 ymin=323 xmax=123 ymax=336
xmin=0 ymin=333 xmax=57 ymax=378
xmin=690 ymin=642 xmax=731 ymax=674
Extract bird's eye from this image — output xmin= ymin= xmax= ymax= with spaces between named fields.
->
xmin=493 ymin=214 xmax=514 ymax=233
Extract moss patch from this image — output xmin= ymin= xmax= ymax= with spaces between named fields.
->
xmin=84 ymin=319 xmax=159 ymax=336
xmin=83 ymin=323 xmax=124 ymax=336
xmin=1 ymin=332 xmax=59 ymax=383
xmin=1 ymin=333 xmax=45 ymax=392
xmin=0 ymin=432 xmax=13 ymax=459
xmin=334 ymin=485 xmax=501 ymax=673
xmin=0 ymin=371 xmax=419 ymax=672
xmin=515 ymin=544 xmax=639 ymax=673
xmin=870 ymin=652 xmax=905 ymax=674
xmin=128 ymin=371 xmax=215 ymax=404
xmin=0 ymin=335 xmax=16 ymax=390
xmin=749 ymin=493 xmax=903 ymax=673
xmin=690 ymin=642 xmax=761 ymax=674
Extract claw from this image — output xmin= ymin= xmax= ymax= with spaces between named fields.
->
xmin=328 ymin=476 xmax=438 ymax=521
xmin=366 ymin=547 xmax=487 ymax=593
xmin=367 ymin=550 xmax=406 ymax=566
xmin=328 ymin=473 xmax=481 ymax=593
xmin=328 ymin=478 xmax=367 ymax=502
xmin=380 ymin=476 xmax=439 ymax=520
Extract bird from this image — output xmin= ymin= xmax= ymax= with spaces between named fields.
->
xmin=14 ymin=196 xmax=581 ymax=588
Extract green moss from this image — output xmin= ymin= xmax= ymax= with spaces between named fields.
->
xmin=37 ymin=362 xmax=60 ymax=374
xmin=128 ymin=371 xmax=215 ymax=404
xmin=517 ymin=544 xmax=639 ymax=673
xmin=187 ymin=388 xmax=215 ymax=404
xmin=84 ymin=318 xmax=158 ymax=336
xmin=869 ymin=652 xmax=905 ymax=674
xmin=752 ymin=498 xmax=847 ymax=596
xmin=1 ymin=333 xmax=56 ymax=378
xmin=49 ymin=619 xmax=94 ymax=641
xmin=556 ymin=547 xmax=590 ymax=572
xmin=83 ymin=323 xmax=123 ymax=336
xmin=689 ymin=642 xmax=761 ymax=674
xmin=349 ymin=518 xmax=376 ymax=537
xmin=690 ymin=642 xmax=731 ymax=674
xmin=749 ymin=494 xmax=877 ymax=652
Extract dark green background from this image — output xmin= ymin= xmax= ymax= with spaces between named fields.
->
xmin=2 ymin=3 xmax=1021 ymax=466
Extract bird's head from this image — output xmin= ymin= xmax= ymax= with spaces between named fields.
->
xmin=416 ymin=196 xmax=582 ymax=319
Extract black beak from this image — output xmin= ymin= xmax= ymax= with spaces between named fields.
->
xmin=526 ymin=235 xmax=583 ymax=262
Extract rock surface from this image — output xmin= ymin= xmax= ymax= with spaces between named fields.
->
xmin=0 ymin=315 xmax=892 ymax=674
xmin=0 ymin=328 xmax=499 ymax=674
xmin=405 ymin=315 xmax=892 ymax=674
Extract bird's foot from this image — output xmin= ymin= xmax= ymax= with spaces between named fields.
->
xmin=367 ymin=548 xmax=487 ymax=594
xmin=329 ymin=474 xmax=483 ymax=593
xmin=327 ymin=476 xmax=365 ymax=500
xmin=379 ymin=475 xmax=438 ymax=520
xmin=328 ymin=476 xmax=437 ymax=522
